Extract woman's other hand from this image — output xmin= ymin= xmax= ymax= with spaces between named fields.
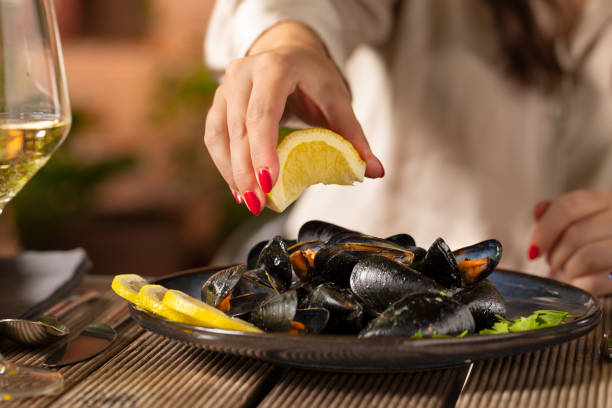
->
xmin=528 ymin=190 xmax=612 ymax=295
xmin=204 ymin=21 xmax=384 ymax=215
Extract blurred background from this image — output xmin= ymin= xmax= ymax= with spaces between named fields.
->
xmin=0 ymin=0 xmax=263 ymax=275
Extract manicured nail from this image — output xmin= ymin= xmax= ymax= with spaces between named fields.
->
xmin=257 ymin=168 xmax=273 ymax=193
xmin=533 ymin=200 xmax=551 ymax=221
xmin=378 ymin=159 xmax=385 ymax=178
xmin=527 ymin=244 xmax=540 ymax=260
xmin=243 ymin=191 xmax=261 ymax=216
xmin=232 ymin=190 xmax=242 ymax=204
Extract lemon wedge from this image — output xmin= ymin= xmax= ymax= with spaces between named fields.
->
xmin=163 ymin=289 xmax=263 ymax=333
xmin=266 ymin=128 xmax=366 ymax=212
xmin=136 ymin=285 xmax=199 ymax=325
xmin=111 ymin=274 xmax=149 ymax=304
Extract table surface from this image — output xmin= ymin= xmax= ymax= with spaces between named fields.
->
xmin=1 ymin=275 xmax=611 ymax=408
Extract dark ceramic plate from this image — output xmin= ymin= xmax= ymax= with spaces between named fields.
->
xmin=129 ymin=266 xmax=601 ymax=372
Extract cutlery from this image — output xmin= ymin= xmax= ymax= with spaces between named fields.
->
xmin=44 ymin=305 xmax=130 ymax=367
xmin=0 ymin=290 xmax=99 ymax=346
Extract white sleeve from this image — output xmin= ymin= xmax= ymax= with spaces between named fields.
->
xmin=205 ymin=0 xmax=395 ymax=77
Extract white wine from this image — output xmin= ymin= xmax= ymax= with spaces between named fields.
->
xmin=0 ymin=119 xmax=70 ymax=211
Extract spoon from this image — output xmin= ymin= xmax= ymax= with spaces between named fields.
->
xmin=0 ymin=290 xmax=99 ymax=346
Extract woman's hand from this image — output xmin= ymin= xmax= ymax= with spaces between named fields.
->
xmin=528 ymin=190 xmax=612 ymax=295
xmin=204 ymin=21 xmax=384 ymax=215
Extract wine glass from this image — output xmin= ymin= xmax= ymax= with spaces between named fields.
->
xmin=0 ymin=0 xmax=70 ymax=400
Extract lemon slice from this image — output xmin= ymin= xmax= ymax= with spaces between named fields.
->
xmin=136 ymin=285 xmax=199 ymax=325
xmin=267 ymin=128 xmax=366 ymax=212
xmin=111 ymin=274 xmax=149 ymax=304
xmin=163 ymin=289 xmax=263 ymax=333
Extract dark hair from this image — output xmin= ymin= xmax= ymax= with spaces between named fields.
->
xmin=486 ymin=0 xmax=564 ymax=90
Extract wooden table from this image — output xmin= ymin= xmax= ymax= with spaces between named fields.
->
xmin=2 ymin=276 xmax=611 ymax=407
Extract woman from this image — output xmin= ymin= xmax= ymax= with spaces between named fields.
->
xmin=203 ymin=0 xmax=612 ymax=295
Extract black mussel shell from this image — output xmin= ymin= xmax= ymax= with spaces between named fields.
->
xmin=293 ymin=308 xmax=330 ymax=334
xmin=257 ymin=236 xmax=293 ymax=289
xmin=328 ymin=233 xmax=411 ymax=253
xmin=251 ymin=290 xmax=298 ymax=332
xmin=385 ymin=233 xmax=416 ymax=248
xmin=453 ymin=239 xmax=503 ymax=285
xmin=298 ymin=220 xmax=355 ymax=243
xmin=422 ymin=238 xmax=462 ymax=289
xmin=227 ymin=292 xmax=272 ymax=317
xmin=237 ymin=267 xmax=283 ymax=297
xmin=315 ymin=243 xmax=415 ymax=287
xmin=308 ymin=282 xmax=364 ymax=333
xmin=359 ymin=292 xmax=475 ymax=338
xmin=247 ymin=240 xmax=268 ymax=270
xmin=452 ymin=279 xmax=506 ymax=331
xmin=408 ymin=246 xmax=427 ymax=263
xmin=350 ymin=255 xmax=444 ymax=313
xmin=287 ymin=240 xmax=326 ymax=282
xmin=201 ymin=264 xmax=246 ymax=309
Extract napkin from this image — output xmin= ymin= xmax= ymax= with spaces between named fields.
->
xmin=0 ymin=248 xmax=92 ymax=319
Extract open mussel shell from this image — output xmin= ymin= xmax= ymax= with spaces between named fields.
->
xmin=453 ymin=239 xmax=503 ymax=285
xmin=293 ymin=308 xmax=330 ymax=334
xmin=251 ymin=290 xmax=298 ymax=332
xmin=257 ymin=235 xmax=293 ymax=289
xmin=288 ymin=240 xmax=326 ymax=282
xmin=297 ymin=220 xmax=355 ymax=243
xmin=201 ymin=264 xmax=246 ymax=309
xmin=359 ymin=292 xmax=475 ymax=338
xmin=308 ymin=283 xmax=364 ymax=333
xmin=452 ymin=279 xmax=506 ymax=331
xmin=237 ymin=267 xmax=284 ymax=297
xmin=227 ymin=292 xmax=272 ymax=317
xmin=422 ymin=238 xmax=462 ymax=289
xmin=350 ymin=255 xmax=444 ymax=313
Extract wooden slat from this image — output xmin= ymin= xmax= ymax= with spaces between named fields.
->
xmin=457 ymin=296 xmax=612 ymax=408
xmin=258 ymin=366 xmax=469 ymax=408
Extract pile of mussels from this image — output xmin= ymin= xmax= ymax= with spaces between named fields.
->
xmin=202 ymin=220 xmax=506 ymax=338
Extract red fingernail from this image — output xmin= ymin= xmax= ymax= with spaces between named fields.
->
xmin=379 ymin=161 xmax=385 ymax=178
xmin=534 ymin=200 xmax=551 ymax=221
xmin=243 ymin=191 xmax=261 ymax=216
xmin=527 ymin=244 xmax=540 ymax=260
xmin=232 ymin=190 xmax=242 ymax=204
xmin=257 ymin=168 xmax=273 ymax=193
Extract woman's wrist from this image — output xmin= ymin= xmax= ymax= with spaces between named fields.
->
xmin=247 ymin=20 xmax=329 ymax=58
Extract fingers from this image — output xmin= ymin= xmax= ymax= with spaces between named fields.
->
xmin=246 ymin=64 xmax=295 ymax=194
xmin=528 ymin=190 xmax=610 ymax=260
xmin=204 ymin=86 xmax=238 ymax=200
xmin=225 ymin=73 xmax=266 ymax=215
xmin=548 ymin=210 xmax=612 ymax=273
xmin=563 ymin=269 xmax=612 ymax=296
xmin=560 ymin=239 xmax=612 ymax=281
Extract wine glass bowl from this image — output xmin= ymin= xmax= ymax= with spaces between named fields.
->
xmin=0 ymin=0 xmax=70 ymax=400
xmin=0 ymin=0 xmax=71 ymax=212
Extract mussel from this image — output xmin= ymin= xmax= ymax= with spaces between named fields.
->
xmin=297 ymin=220 xmax=355 ymax=243
xmin=292 ymin=308 xmax=330 ymax=334
xmin=421 ymin=238 xmax=502 ymax=289
xmin=314 ymin=243 xmax=415 ymax=287
xmin=359 ymin=292 xmax=475 ymax=338
xmin=251 ymin=290 xmax=298 ymax=332
xmin=256 ymin=236 xmax=293 ymax=289
xmin=453 ymin=239 xmax=502 ymax=284
xmin=287 ymin=240 xmax=326 ymax=282
xmin=308 ymin=282 xmax=364 ymax=333
xmin=452 ymin=279 xmax=506 ymax=331
xmin=350 ymin=255 xmax=445 ymax=313
xmin=201 ymin=264 xmax=246 ymax=311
